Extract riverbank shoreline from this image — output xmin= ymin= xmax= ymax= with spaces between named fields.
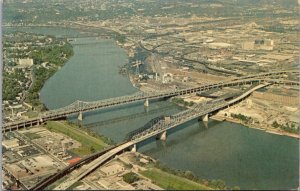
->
xmin=210 ymin=115 xmax=300 ymax=139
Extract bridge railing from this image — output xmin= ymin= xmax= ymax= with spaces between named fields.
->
xmin=124 ymin=116 xmax=165 ymax=141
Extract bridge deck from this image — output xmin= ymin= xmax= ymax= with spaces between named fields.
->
xmin=52 ymin=83 xmax=269 ymax=189
xmin=3 ymin=70 xmax=299 ymax=132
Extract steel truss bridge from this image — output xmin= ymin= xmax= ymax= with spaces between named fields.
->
xmin=127 ymin=83 xmax=269 ymax=142
xmin=3 ymin=70 xmax=299 ymax=132
xmin=45 ymin=82 xmax=271 ymax=190
xmin=32 ymin=81 xmax=296 ymax=190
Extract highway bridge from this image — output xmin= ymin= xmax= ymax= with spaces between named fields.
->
xmin=49 ymin=83 xmax=270 ymax=190
xmin=2 ymin=70 xmax=299 ymax=132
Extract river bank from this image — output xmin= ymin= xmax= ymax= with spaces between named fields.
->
xmin=210 ymin=114 xmax=300 ymax=139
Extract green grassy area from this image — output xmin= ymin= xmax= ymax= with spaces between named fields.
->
xmin=45 ymin=121 xmax=107 ymax=156
xmin=23 ymin=132 xmax=41 ymax=139
xmin=70 ymin=147 xmax=94 ymax=157
xmin=140 ymin=168 xmax=212 ymax=190
xmin=24 ymin=111 xmax=39 ymax=118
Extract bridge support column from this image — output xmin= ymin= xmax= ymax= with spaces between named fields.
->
xmin=158 ymin=131 xmax=167 ymax=141
xmin=144 ymin=106 xmax=149 ymax=113
xmin=78 ymin=111 xmax=83 ymax=121
xmin=40 ymin=118 xmax=44 ymax=125
xmin=202 ymin=114 xmax=209 ymax=122
xmin=77 ymin=111 xmax=84 ymax=127
xmin=131 ymin=144 xmax=137 ymax=152
xmin=144 ymin=98 xmax=149 ymax=107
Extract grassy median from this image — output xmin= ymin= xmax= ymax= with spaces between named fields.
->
xmin=45 ymin=121 xmax=108 ymax=156
xmin=140 ymin=168 xmax=212 ymax=190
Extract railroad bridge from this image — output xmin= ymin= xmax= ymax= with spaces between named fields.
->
xmin=3 ymin=70 xmax=299 ymax=133
xmin=32 ymin=81 xmax=295 ymax=190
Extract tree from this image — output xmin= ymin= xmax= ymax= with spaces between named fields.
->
xmin=290 ymin=123 xmax=296 ymax=129
xmin=123 ymin=172 xmax=139 ymax=184
xmin=90 ymin=146 xmax=96 ymax=153
xmin=115 ymin=34 xmax=126 ymax=44
xmin=272 ymin=121 xmax=280 ymax=128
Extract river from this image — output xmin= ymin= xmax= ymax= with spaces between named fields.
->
xmin=5 ymin=26 xmax=299 ymax=190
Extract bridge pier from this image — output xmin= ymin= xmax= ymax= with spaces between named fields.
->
xmin=202 ymin=114 xmax=209 ymax=122
xmin=78 ymin=111 xmax=83 ymax=121
xmin=144 ymin=106 xmax=149 ymax=113
xmin=131 ymin=144 xmax=137 ymax=152
xmin=40 ymin=118 xmax=44 ymax=125
xmin=77 ymin=111 xmax=84 ymax=127
xmin=144 ymin=98 xmax=149 ymax=107
xmin=157 ymin=131 xmax=167 ymax=141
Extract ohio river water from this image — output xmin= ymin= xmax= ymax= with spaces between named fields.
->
xmin=6 ymin=27 xmax=299 ymax=190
